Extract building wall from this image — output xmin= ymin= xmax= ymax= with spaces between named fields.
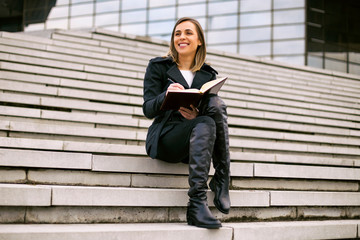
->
xmin=20 ymin=0 xmax=360 ymax=75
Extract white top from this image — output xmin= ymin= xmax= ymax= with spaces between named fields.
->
xmin=180 ymin=70 xmax=195 ymax=87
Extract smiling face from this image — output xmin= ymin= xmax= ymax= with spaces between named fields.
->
xmin=173 ymin=21 xmax=201 ymax=59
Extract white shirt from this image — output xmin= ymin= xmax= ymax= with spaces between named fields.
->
xmin=180 ymin=70 xmax=195 ymax=87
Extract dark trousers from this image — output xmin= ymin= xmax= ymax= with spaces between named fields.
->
xmin=157 ymin=94 xmax=227 ymax=164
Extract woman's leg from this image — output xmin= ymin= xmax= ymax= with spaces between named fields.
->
xmin=199 ymin=95 xmax=231 ymax=214
xmin=157 ymin=116 xmax=222 ymax=228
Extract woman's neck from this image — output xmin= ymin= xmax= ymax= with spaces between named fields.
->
xmin=178 ymin=55 xmax=194 ymax=70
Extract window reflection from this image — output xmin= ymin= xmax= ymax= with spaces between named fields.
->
xmin=240 ymin=0 xmax=271 ymax=12
xmin=274 ymin=9 xmax=305 ymax=24
xmin=96 ymin=1 xmax=119 ymax=14
xmin=208 ymin=15 xmax=237 ymax=30
xmin=47 ymin=18 xmax=68 ymax=29
xmin=273 ymin=40 xmax=305 ymax=54
xmin=48 ymin=5 xmax=69 ymax=19
xmin=325 ymin=58 xmax=347 ymax=72
xmin=150 ymin=0 xmax=175 ymax=7
xmin=122 ymin=0 xmax=147 ymax=10
xmin=208 ymin=1 xmax=238 ymax=15
xmin=273 ymin=0 xmax=305 ymax=9
xmin=121 ymin=10 xmax=146 ymax=24
xmin=273 ymin=25 xmax=305 ymax=39
xmin=96 ymin=13 xmax=119 ymax=26
xmin=148 ymin=21 xmax=175 ymax=35
xmin=240 ymin=12 xmax=271 ymax=27
xmin=121 ymin=23 xmax=146 ymax=35
xmin=71 ymin=3 xmax=93 ymax=16
xmin=349 ymin=63 xmax=360 ymax=75
xmin=149 ymin=7 xmax=176 ymax=21
xmin=240 ymin=27 xmax=271 ymax=42
xmin=210 ymin=44 xmax=237 ymax=53
xmin=239 ymin=42 xmax=271 ymax=55
xmin=178 ymin=4 xmax=206 ymax=18
xmin=349 ymin=52 xmax=360 ymax=64
xmin=207 ymin=29 xmax=237 ymax=44
xmin=274 ymin=55 xmax=305 ymax=65
xmin=70 ymin=16 xmax=93 ymax=28
xmin=307 ymin=55 xmax=323 ymax=68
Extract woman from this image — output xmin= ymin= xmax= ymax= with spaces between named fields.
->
xmin=142 ymin=17 xmax=230 ymax=229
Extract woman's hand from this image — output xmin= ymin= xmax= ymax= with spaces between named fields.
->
xmin=166 ymin=83 xmax=184 ymax=95
xmin=179 ymin=104 xmax=199 ymax=120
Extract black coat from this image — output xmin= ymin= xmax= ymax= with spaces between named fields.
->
xmin=142 ymin=56 xmax=218 ymax=159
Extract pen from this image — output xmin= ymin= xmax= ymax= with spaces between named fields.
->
xmin=168 ymin=78 xmax=175 ymax=84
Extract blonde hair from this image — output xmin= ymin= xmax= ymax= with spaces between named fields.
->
xmin=167 ymin=17 xmax=206 ymax=72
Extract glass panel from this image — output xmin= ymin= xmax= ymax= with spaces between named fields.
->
xmin=178 ymin=4 xmax=206 ymax=18
xmin=240 ymin=12 xmax=271 ymax=27
xmin=48 ymin=5 xmax=69 ymax=19
xmin=207 ymin=29 xmax=237 ymax=44
xmin=70 ymin=15 xmax=93 ymax=28
xmin=96 ymin=0 xmax=119 ymax=14
xmin=25 ymin=23 xmax=45 ymax=32
xmin=349 ymin=52 xmax=360 ymax=64
xmin=47 ymin=18 xmax=68 ymax=29
xmin=57 ymin=0 xmax=70 ymax=5
xmin=148 ymin=20 xmax=175 ymax=35
xmin=70 ymin=3 xmax=93 ymax=16
xmin=151 ymin=34 xmax=172 ymax=42
xmin=239 ymin=42 xmax=271 ymax=55
xmin=208 ymin=44 xmax=237 ymax=53
xmin=273 ymin=0 xmax=305 ymax=9
xmin=307 ymin=55 xmax=323 ymax=68
xmin=149 ymin=7 xmax=176 ymax=21
xmin=178 ymin=0 xmax=205 ymax=4
xmin=71 ymin=0 xmax=91 ymax=3
xmin=240 ymin=0 xmax=271 ymax=12
xmin=273 ymin=40 xmax=305 ymax=54
xmin=208 ymin=1 xmax=238 ymax=15
xmin=274 ymin=9 xmax=305 ymax=24
xmin=95 ymin=13 xmax=119 ymax=26
xmin=121 ymin=23 xmax=146 ymax=35
xmin=122 ymin=0 xmax=147 ymax=10
xmin=273 ymin=55 xmax=305 ymax=65
xmin=208 ymin=15 xmax=237 ymax=30
xmin=325 ymin=52 xmax=347 ymax=61
xmin=150 ymin=0 xmax=175 ymax=7
xmin=349 ymin=63 xmax=360 ymax=75
xmin=273 ymin=25 xmax=305 ymax=40
xmin=240 ymin=27 xmax=271 ymax=42
xmin=325 ymin=58 xmax=346 ymax=72
xmin=121 ymin=10 xmax=146 ymax=23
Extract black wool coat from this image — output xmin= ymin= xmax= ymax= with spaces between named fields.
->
xmin=142 ymin=56 xmax=218 ymax=159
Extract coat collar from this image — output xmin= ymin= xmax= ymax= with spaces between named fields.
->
xmin=166 ymin=61 xmax=215 ymax=90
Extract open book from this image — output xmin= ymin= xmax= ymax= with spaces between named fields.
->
xmin=160 ymin=77 xmax=227 ymax=111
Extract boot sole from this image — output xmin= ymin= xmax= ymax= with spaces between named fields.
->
xmin=187 ymin=220 xmax=222 ymax=229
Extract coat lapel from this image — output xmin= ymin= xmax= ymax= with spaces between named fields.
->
xmin=166 ymin=64 xmax=189 ymax=88
xmin=191 ymin=69 xmax=214 ymax=90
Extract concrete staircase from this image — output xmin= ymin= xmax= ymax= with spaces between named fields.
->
xmin=0 ymin=28 xmax=359 ymax=239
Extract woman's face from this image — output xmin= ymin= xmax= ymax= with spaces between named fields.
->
xmin=173 ymin=21 xmax=201 ymax=58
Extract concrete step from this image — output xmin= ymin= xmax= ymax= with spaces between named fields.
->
xmin=0 ymin=220 xmax=359 ymax=240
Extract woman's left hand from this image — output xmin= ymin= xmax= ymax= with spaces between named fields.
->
xmin=179 ymin=105 xmax=199 ymax=120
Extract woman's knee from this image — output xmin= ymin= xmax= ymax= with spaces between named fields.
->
xmin=202 ymin=95 xmax=227 ymax=117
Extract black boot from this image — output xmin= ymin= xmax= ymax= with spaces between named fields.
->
xmin=186 ymin=120 xmax=222 ymax=229
xmin=203 ymin=96 xmax=231 ymax=214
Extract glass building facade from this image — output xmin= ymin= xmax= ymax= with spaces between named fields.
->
xmin=16 ymin=0 xmax=360 ymax=75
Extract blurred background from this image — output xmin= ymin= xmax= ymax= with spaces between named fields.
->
xmin=0 ymin=0 xmax=359 ymax=75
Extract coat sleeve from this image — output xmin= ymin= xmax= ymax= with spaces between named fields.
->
xmin=142 ymin=60 xmax=167 ymax=119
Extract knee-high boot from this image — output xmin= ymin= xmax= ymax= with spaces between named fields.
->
xmin=206 ymin=97 xmax=231 ymax=214
xmin=186 ymin=121 xmax=222 ymax=229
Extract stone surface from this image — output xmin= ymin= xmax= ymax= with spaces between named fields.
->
xmin=0 ymin=169 xmax=26 ymax=183
xmin=0 ymin=184 xmax=51 ymax=206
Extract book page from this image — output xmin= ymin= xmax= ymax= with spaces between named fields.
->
xmin=199 ymin=77 xmax=227 ymax=94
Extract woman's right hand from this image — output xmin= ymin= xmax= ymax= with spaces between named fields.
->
xmin=166 ymin=83 xmax=184 ymax=95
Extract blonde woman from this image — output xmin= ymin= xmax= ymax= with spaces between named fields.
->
xmin=142 ymin=17 xmax=230 ymax=229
